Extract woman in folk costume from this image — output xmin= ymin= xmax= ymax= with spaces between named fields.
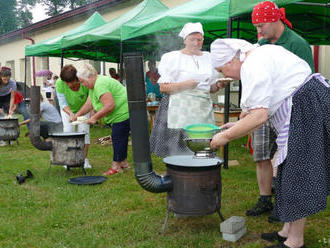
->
xmin=210 ymin=38 xmax=329 ymax=248
xmin=150 ymin=22 xmax=221 ymax=158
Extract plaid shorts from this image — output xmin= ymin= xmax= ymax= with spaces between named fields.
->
xmin=251 ymin=119 xmax=277 ymax=162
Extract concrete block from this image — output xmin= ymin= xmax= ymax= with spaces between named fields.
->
xmin=222 ymin=226 xmax=247 ymax=242
xmin=220 ymin=216 xmax=245 ymax=234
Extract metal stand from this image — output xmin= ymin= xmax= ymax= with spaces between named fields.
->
xmin=161 ymin=210 xmax=170 ymax=233
xmin=48 ymin=163 xmax=86 ymax=175
xmin=216 ymin=209 xmax=225 ymax=221
xmin=161 ymin=209 xmax=225 ymax=233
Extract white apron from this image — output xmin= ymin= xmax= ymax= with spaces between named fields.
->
xmin=167 ymin=88 xmax=214 ymax=129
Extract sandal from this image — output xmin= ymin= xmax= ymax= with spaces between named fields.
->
xmin=121 ymin=163 xmax=130 ymax=170
xmin=103 ymin=167 xmax=122 ymax=176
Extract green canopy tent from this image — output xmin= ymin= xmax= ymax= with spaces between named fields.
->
xmin=25 ymin=11 xmax=107 ymax=58
xmin=25 ymin=0 xmax=169 ymax=62
xmin=121 ymin=0 xmax=330 ymax=46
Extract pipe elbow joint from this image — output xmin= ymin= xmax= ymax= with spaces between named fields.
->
xmin=135 ymin=171 xmax=173 ymax=193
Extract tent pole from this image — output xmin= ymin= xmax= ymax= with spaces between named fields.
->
xmin=119 ymin=41 xmax=124 ymax=84
xmin=61 ymin=50 xmax=64 ymax=69
xmin=237 ymin=19 xmax=242 ymax=107
xmin=293 ymin=2 xmax=330 ymax=7
xmin=223 ymin=17 xmax=233 ymax=170
xmin=24 ymin=57 xmax=27 ymax=99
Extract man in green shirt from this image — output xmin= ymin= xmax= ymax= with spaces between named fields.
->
xmin=245 ymin=1 xmax=315 ymax=223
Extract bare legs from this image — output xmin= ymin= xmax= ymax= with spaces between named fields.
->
xmin=257 ymin=159 xmax=273 ymax=195
xmin=278 ymin=218 xmax=306 ymax=248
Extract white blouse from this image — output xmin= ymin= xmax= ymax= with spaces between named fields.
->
xmin=157 ymin=50 xmax=218 ymax=91
xmin=240 ymin=45 xmax=311 ymax=116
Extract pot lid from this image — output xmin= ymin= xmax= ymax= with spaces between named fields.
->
xmin=0 ymin=118 xmax=18 ymax=121
xmin=163 ymin=155 xmax=223 ymax=167
xmin=49 ymin=132 xmax=86 ymax=137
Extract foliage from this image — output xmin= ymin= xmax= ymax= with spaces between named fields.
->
xmin=0 ymin=0 xmax=37 ymax=35
xmin=0 ymin=0 xmax=98 ymax=35
xmin=0 ymin=0 xmax=18 ymax=35
xmin=0 ymin=121 xmax=329 ymax=248
xmin=38 ymin=0 xmax=99 ymax=16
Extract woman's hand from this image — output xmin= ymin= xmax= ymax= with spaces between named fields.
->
xmin=186 ymin=79 xmax=199 ymax=89
xmin=220 ymin=121 xmax=236 ymax=130
xmin=69 ymin=112 xmax=77 ymax=122
xmin=87 ymin=117 xmax=97 ymax=125
xmin=210 ymin=132 xmax=230 ymax=150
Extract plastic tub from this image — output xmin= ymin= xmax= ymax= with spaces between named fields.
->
xmin=183 ymin=123 xmax=220 ymax=139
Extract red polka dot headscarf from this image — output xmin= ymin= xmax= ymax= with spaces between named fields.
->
xmin=252 ymin=1 xmax=293 ymax=29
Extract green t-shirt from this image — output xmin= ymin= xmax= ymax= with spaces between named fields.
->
xmin=89 ymin=75 xmax=129 ymax=124
xmin=55 ymin=79 xmax=89 ymax=113
xmin=258 ymin=26 xmax=315 ymax=73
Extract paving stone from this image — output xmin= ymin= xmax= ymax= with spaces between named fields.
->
xmin=222 ymin=226 xmax=247 ymax=242
xmin=220 ymin=216 xmax=245 ymax=234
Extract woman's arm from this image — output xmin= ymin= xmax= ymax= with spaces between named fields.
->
xmin=8 ymin=91 xmax=15 ymax=116
xmin=210 ymin=108 xmax=268 ymax=149
xmin=159 ymin=79 xmax=198 ymax=94
xmin=88 ymin=92 xmax=115 ymax=124
xmin=75 ymin=96 xmax=93 ymax=120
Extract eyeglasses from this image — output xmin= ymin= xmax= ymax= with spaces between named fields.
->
xmin=186 ymin=37 xmax=204 ymax=42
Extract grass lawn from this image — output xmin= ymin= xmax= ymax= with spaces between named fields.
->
xmin=0 ymin=123 xmax=329 ymax=248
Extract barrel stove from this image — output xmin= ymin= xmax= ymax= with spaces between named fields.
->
xmin=49 ymin=132 xmax=86 ymax=173
xmin=124 ymin=52 xmax=225 ymax=233
xmin=0 ymin=118 xmax=20 ymax=144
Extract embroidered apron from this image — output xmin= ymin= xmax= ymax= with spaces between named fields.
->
xmin=167 ymin=88 xmax=214 ymax=129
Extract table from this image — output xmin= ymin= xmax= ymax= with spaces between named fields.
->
xmin=214 ymin=110 xmax=241 ymax=126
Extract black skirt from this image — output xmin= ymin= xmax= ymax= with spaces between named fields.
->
xmin=150 ymin=95 xmax=192 ymax=158
xmin=274 ymin=75 xmax=330 ymax=222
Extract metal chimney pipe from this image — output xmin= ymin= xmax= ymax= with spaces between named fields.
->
xmin=29 ymin=86 xmax=52 ymax=151
xmin=124 ymin=52 xmax=172 ymax=193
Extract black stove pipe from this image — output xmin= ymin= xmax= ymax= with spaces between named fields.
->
xmin=29 ymin=86 xmax=52 ymax=151
xmin=124 ymin=52 xmax=172 ymax=193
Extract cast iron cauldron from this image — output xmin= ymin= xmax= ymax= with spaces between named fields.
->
xmin=0 ymin=118 xmax=20 ymax=141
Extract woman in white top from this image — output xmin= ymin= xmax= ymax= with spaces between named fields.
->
xmin=150 ymin=22 xmax=221 ymax=158
xmin=210 ymin=38 xmax=329 ymax=248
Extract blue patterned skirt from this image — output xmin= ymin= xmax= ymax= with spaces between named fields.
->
xmin=274 ymin=75 xmax=330 ymax=222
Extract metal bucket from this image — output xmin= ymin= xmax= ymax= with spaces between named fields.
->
xmin=49 ymin=132 xmax=85 ymax=167
xmin=0 ymin=118 xmax=20 ymax=141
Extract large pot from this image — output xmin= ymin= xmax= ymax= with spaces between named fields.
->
xmin=49 ymin=132 xmax=85 ymax=167
xmin=0 ymin=118 xmax=20 ymax=141
xmin=163 ymin=155 xmax=223 ymax=216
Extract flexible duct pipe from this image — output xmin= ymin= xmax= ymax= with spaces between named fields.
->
xmin=29 ymin=86 xmax=52 ymax=151
xmin=124 ymin=52 xmax=172 ymax=193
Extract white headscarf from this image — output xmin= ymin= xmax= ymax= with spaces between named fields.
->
xmin=178 ymin=22 xmax=204 ymax=39
xmin=210 ymin=38 xmax=258 ymax=68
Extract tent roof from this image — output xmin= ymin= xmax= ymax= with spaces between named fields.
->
xmin=25 ymin=12 xmax=107 ymax=57
xmin=25 ymin=0 xmax=330 ymax=62
xmin=25 ymin=0 xmax=169 ymax=61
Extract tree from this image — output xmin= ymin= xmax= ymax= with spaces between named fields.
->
xmin=38 ymin=0 xmax=67 ymax=16
xmin=38 ymin=0 xmax=99 ymax=16
xmin=17 ymin=0 xmax=37 ymax=28
xmin=0 ymin=0 xmax=18 ymax=34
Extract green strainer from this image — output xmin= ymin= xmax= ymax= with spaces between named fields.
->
xmin=183 ymin=123 xmax=220 ymax=139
